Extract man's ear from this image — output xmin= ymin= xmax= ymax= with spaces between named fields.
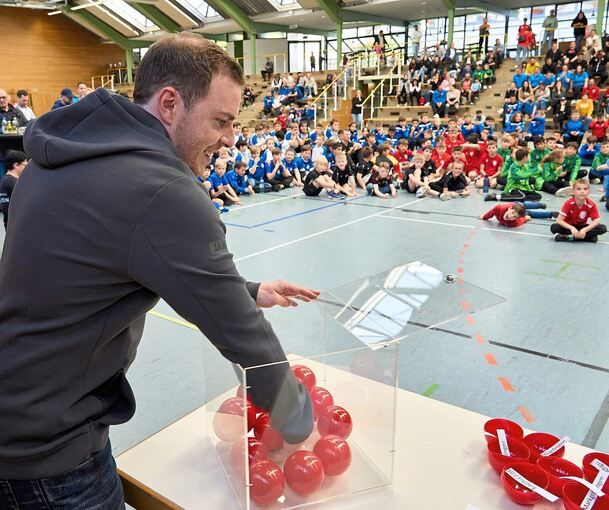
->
xmin=156 ymin=87 xmax=182 ymax=128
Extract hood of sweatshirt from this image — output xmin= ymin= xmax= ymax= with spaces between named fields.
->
xmin=25 ymin=88 xmax=176 ymax=169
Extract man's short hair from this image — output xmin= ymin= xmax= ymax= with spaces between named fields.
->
xmin=16 ymin=89 xmax=28 ymax=98
xmin=133 ymin=33 xmax=244 ymax=109
xmin=4 ymin=150 xmax=27 ymax=171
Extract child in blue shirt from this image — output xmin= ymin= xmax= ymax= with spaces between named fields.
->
xmin=578 ymin=135 xmax=600 ymax=166
xmin=265 ymin=148 xmax=293 ymax=191
xmin=513 ymin=69 xmax=528 ymax=89
xmin=325 ymin=119 xmax=339 ymax=140
xmin=296 ymin=145 xmax=315 ymax=179
xmin=461 ymin=114 xmax=477 ymax=138
xmin=527 ymin=110 xmax=546 ymax=140
xmin=210 ymin=159 xmax=240 ymax=205
xmin=505 ymin=111 xmax=525 ymax=137
xmin=226 ymin=161 xmax=254 ymax=196
xmin=282 ymin=148 xmax=303 ymax=187
xmin=563 ymin=111 xmax=585 ymax=145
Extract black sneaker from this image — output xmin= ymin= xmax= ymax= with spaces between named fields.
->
xmin=588 ymin=235 xmax=599 ymax=243
xmin=537 ymin=202 xmax=547 ymax=209
xmin=484 ymin=192 xmax=497 ymax=201
xmin=551 ymin=211 xmax=559 ymax=218
xmin=554 ymin=233 xmax=571 ymax=242
xmin=601 ymin=195 xmax=606 ymax=202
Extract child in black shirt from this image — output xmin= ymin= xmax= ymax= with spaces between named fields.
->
xmin=303 ymin=157 xmax=344 ymax=199
xmin=366 ymin=162 xmax=397 ymax=199
xmin=0 ymin=150 xmax=27 ymax=229
xmin=424 ymin=159 xmax=470 ymax=200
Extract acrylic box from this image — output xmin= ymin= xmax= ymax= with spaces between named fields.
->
xmin=204 ymin=261 xmax=504 ymax=509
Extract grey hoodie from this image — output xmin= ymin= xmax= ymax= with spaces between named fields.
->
xmin=0 ymin=88 xmax=312 ymax=479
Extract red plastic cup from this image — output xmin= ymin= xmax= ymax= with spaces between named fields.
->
xmin=523 ymin=432 xmax=565 ymax=462
xmin=487 ymin=437 xmax=531 ymax=475
xmin=537 ymin=456 xmax=583 ymax=497
xmin=582 ymin=452 xmax=609 ymax=490
xmin=484 ymin=418 xmax=524 ymax=445
xmin=563 ymin=481 xmax=609 ymax=510
xmin=501 ymin=461 xmax=550 ymax=505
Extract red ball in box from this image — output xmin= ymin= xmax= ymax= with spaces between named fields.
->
xmin=249 ymin=459 xmax=285 ymax=507
xmin=292 ymin=365 xmax=317 ymax=391
xmin=523 ymin=432 xmax=565 ymax=462
xmin=582 ymin=452 xmax=609 ymax=489
xmin=235 ymin=385 xmax=264 ymax=415
xmin=483 ymin=418 xmax=524 ymax=445
xmin=284 ymin=450 xmax=325 ymax=495
xmin=230 ymin=438 xmax=269 ymax=474
xmin=318 ymin=405 xmax=353 ymax=439
xmin=313 ymin=435 xmax=351 ymax=476
xmin=310 ymin=387 xmax=334 ymax=421
xmin=253 ymin=412 xmax=284 ymax=451
xmin=536 ymin=456 xmax=583 ymax=497
xmin=563 ymin=481 xmax=609 ymax=510
xmin=486 ymin=437 xmax=530 ymax=475
xmin=501 ymin=461 xmax=550 ymax=505
xmin=213 ymin=397 xmax=257 ymax=442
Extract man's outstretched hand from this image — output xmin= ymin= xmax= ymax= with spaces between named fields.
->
xmin=256 ymin=280 xmax=320 ymax=308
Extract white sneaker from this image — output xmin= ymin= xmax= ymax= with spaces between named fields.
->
xmin=591 ymin=178 xmax=601 ymax=184
xmin=416 ymin=187 xmax=425 ymax=198
xmin=440 ymin=192 xmax=451 ymax=201
xmin=555 ymin=186 xmax=573 ymax=197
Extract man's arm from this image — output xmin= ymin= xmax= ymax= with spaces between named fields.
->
xmin=128 ymin=178 xmax=313 ymax=443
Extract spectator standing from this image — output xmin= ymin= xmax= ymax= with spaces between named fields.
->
xmin=410 ymin=24 xmax=422 ymax=58
xmin=541 ymin=10 xmax=558 ymax=56
xmin=310 ymin=52 xmax=316 ymax=72
xmin=15 ymin=90 xmax=36 ymax=125
xmin=73 ymin=82 xmax=89 ymax=103
xmin=517 ymin=19 xmax=532 ymax=66
xmin=585 ymin=29 xmax=602 ymax=58
xmin=546 ymin=41 xmax=563 ymax=63
xmin=0 ymin=150 xmax=27 ymax=230
xmin=572 ymin=11 xmax=588 ymax=53
xmin=262 ymin=57 xmax=274 ymax=81
xmin=351 ymin=89 xmax=364 ymax=126
xmin=589 ymin=51 xmax=609 ymax=84
xmin=494 ymin=39 xmax=505 ymax=65
xmin=0 ymin=89 xmax=26 ymax=128
xmin=479 ymin=17 xmax=490 ymax=55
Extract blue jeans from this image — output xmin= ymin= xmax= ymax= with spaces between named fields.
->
xmin=411 ymin=42 xmax=420 ymax=57
xmin=541 ymin=31 xmax=554 ymax=54
xmin=0 ymin=441 xmax=124 ymax=509
xmin=367 ymin=183 xmax=391 ymax=195
xmin=516 ymin=46 xmax=527 ymax=64
xmin=352 ymin=113 xmax=362 ymax=126
xmin=521 ymin=200 xmax=553 ymax=219
xmin=589 ymin=168 xmax=609 ymax=197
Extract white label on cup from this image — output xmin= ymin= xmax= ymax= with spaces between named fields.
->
xmin=580 ymin=460 xmax=609 ymax=509
xmin=540 ymin=436 xmax=570 ymax=457
xmin=560 ymin=477 xmax=605 ymax=497
xmin=505 ymin=468 xmax=559 ymax=503
xmin=497 ymin=429 xmax=510 ymax=456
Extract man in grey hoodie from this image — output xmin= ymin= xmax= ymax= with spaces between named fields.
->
xmin=0 ymin=34 xmax=316 ymax=509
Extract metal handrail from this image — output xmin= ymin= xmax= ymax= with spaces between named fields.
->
xmin=91 ymin=75 xmax=115 ymax=90
xmin=310 ymin=61 xmax=355 ymax=125
xmin=358 ymin=50 xmax=402 ymax=125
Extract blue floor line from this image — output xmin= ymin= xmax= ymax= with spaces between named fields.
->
xmin=223 ymin=195 xmax=368 ymax=229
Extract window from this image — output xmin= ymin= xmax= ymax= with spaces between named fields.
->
xmin=172 ymin=0 xmax=220 ymax=20
xmin=101 ymin=0 xmax=159 ymax=32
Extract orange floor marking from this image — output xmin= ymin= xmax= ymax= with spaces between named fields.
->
xmin=485 ymin=353 xmax=498 ymax=366
xmin=463 ymin=243 xmax=470 ymax=248
xmin=466 ymin=315 xmax=476 ymax=325
xmin=518 ymin=406 xmax=536 ymax=424
xmin=498 ymin=377 xmax=515 ymax=392
xmin=457 ymin=288 xmax=465 ymax=296
xmin=461 ymin=301 xmax=471 ymax=310
xmin=475 ymin=334 xmax=486 ymax=344
xmin=457 ymin=267 xmax=464 ymax=273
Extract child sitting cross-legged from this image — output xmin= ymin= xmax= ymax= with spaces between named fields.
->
xmin=332 ymin=152 xmax=358 ymax=197
xmin=485 ymin=148 xmax=542 ymax=202
xmin=551 ymin=179 xmax=608 ymax=242
xmin=423 ymin=159 xmax=470 ymax=200
xmin=302 ymin=157 xmax=344 ymax=199
xmin=539 ymin=149 xmax=573 ymax=197
xmin=478 ymin=201 xmax=558 ymax=227
xmin=366 ymin=162 xmax=397 ymax=199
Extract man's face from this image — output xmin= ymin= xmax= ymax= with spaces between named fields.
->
xmin=17 ymin=94 xmax=29 ymax=107
xmin=173 ymin=75 xmax=241 ymax=174
xmin=77 ymin=83 xmax=87 ymax=96
xmin=0 ymin=89 xmax=9 ymax=111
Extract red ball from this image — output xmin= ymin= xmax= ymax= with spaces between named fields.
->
xmin=253 ymin=412 xmax=284 ymax=451
xmin=317 ymin=405 xmax=352 ymax=439
xmin=313 ymin=435 xmax=351 ymax=476
xmin=235 ymin=385 xmax=264 ymax=415
xmin=249 ymin=459 xmax=285 ymax=507
xmin=213 ymin=397 xmax=257 ymax=442
xmin=230 ymin=437 xmax=269 ymax=474
xmin=292 ymin=365 xmax=317 ymax=391
xmin=309 ymin=386 xmax=334 ymax=421
xmin=283 ymin=450 xmax=325 ymax=495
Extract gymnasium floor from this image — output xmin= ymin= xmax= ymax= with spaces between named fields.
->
xmin=2 ymin=185 xmax=609 ymax=459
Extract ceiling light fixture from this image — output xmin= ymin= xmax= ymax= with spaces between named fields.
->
xmin=48 ymin=9 xmax=62 ymax=14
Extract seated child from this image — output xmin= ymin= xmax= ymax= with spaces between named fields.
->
xmin=551 ymin=179 xmax=608 ymax=242
xmin=303 ymin=157 xmax=343 ymax=199
xmin=578 ymin=135 xmax=600 ymax=166
xmin=354 ymin=148 xmax=376 ymax=189
xmin=332 ymin=153 xmax=358 ymax=197
xmin=485 ymin=148 xmax=542 ymax=202
xmin=424 ymin=159 xmax=470 ymax=200
xmin=563 ymin=142 xmax=586 ymax=184
xmin=197 ymin=166 xmax=228 ymax=212
xmin=366 ymin=162 xmax=397 ymax=199
xmin=540 ymin=149 xmax=572 ymax=196
xmin=210 ymin=159 xmax=241 ymax=205
xmin=265 ymin=148 xmax=293 ymax=191
xmin=226 ymin=161 xmax=255 ymax=196
xmin=477 ymin=140 xmax=502 ymax=189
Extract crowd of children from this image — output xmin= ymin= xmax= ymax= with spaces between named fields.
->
xmin=199 ymin=110 xmax=607 ymax=243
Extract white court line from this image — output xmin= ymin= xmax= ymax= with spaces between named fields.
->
xmin=234 ymin=197 xmax=428 ymax=262
xmin=233 ymin=192 xmax=300 ymax=211
xmin=382 ymin=214 xmax=475 ymax=229
xmin=379 ymin=214 xmax=609 ymax=245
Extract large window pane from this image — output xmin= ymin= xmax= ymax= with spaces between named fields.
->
xmin=102 ymin=0 xmax=158 ymax=32
xmin=172 ymin=0 xmax=220 ymax=20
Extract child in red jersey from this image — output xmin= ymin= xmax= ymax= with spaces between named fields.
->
xmin=391 ymin=138 xmax=412 ymax=181
xmin=589 ymin=114 xmax=609 ymax=141
xmin=476 ymin=140 xmax=503 ymax=189
xmin=462 ymin=134 xmax=483 ymax=179
xmin=479 ymin=201 xmax=557 ymax=227
xmin=551 ymin=179 xmax=608 ymax=242
xmin=432 ymin=143 xmax=452 ymax=176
